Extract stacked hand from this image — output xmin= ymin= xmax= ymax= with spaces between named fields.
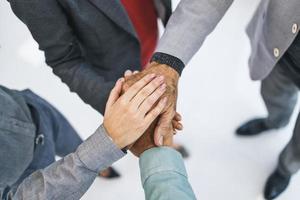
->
xmin=103 ymin=73 xmax=168 ymax=149
xmin=122 ymin=62 xmax=181 ymax=156
xmin=102 ymin=63 xmax=182 ymax=157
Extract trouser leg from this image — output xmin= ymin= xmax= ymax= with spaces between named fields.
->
xmin=261 ymin=62 xmax=298 ymax=128
xmin=21 ymin=89 xmax=83 ymax=159
xmin=49 ymin=105 xmax=83 ymax=157
xmin=269 ymin=34 xmax=300 ymax=176
xmin=278 ymin=111 xmax=300 ymax=176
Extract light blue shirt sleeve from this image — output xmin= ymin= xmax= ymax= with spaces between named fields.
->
xmin=139 ymin=147 xmax=197 ymax=200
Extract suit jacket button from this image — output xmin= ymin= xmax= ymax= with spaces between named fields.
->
xmin=273 ymin=48 xmax=280 ymax=58
xmin=292 ymin=23 xmax=298 ymax=34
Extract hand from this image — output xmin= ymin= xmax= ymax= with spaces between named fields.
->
xmin=103 ymin=74 xmax=168 ymax=149
xmin=122 ymin=63 xmax=179 ymax=155
xmin=124 ymin=69 xmax=183 ymax=134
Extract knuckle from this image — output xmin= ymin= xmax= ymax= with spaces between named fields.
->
xmin=151 ymin=109 xmax=160 ymax=117
xmin=158 ymin=121 xmax=171 ymax=128
xmin=161 ymin=126 xmax=171 ymax=133
xmin=157 ymin=102 xmax=165 ymax=110
xmin=146 ymin=97 xmax=156 ymax=106
xmin=141 ymin=77 xmax=148 ymax=85
xmin=155 ymin=89 xmax=164 ymax=96
xmin=140 ymin=89 xmax=148 ymax=97
xmin=151 ymin=80 xmax=159 ymax=88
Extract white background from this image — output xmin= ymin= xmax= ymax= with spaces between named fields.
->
xmin=0 ymin=0 xmax=299 ymax=199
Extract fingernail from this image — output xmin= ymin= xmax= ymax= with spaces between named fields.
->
xmin=158 ymin=136 xmax=163 ymax=146
xmin=125 ymin=69 xmax=131 ymax=74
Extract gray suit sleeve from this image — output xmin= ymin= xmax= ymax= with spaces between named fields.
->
xmin=153 ymin=0 xmax=234 ymax=73
xmin=6 ymin=125 xmax=125 ymax=200
xmin=9 ymin=0 xmax=114 ymax=114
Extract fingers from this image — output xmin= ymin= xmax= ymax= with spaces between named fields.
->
xmin=173 ymin=112 xmax=183 ymax=131
xmin=172 ymin=120 xmax=183 ymax=131
xmin=124 ymin=70 xmax=133 ymax=77
xmin=106 ymin=78 xmax=124 ymax=112
xmin=131 ymin=76 xmax=165 ymax=110
xmin=144 ymin=97 xmax=168 ymax=126
xmin=153 ymin=109 xmax=175 ymax=146
xmin=124 ymin=70 xmax=139 ymax=78
xmin=138 ymin=83 xmax=166 ymax=114
xmin=174 ymin=112 xmax=182 ymax=121
xmin=121 ymin=73 xmax=156 ymax=102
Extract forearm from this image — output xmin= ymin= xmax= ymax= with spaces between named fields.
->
xmin=152 ymin=0 xmax=234 ymax=73
xmin=52 ymin=61 xmax=114 ymax=114
xmin=140 ymin=147 xmax=196 ymax=200
xmin=9 ymin=0 xmax=113 ymax=114
xmin=9 ymin=125 xmax=124 ymax=200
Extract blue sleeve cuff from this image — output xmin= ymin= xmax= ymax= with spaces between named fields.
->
xmin=139 ymin=147 xmax=187 ymax=186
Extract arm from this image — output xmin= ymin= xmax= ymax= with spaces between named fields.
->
xmin=133 ymin=0 xmax=234 ymax=145
xmin=152 ymin=0 xmax=234 ymax=73
xmin=6 ymin=125 xmax=124 ymax=200
xmin=1 ymin=74 xmax=168 ymax=200
xmin=140 ymin=147 xmax=196 ymax=200
xmin=9 ymin=0 xmax=113 ymax=114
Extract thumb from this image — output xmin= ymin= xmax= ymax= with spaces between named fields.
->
xmin=154 ymin=110 xmax=175 ymax=146
xmin=105 ymin=78 xmax=124 ymax=111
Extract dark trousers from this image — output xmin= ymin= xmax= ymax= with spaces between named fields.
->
xmin=11 ymin=90 xmax=83 ymax=191
xmin=261 ymin=33 xmax=300 ymax=176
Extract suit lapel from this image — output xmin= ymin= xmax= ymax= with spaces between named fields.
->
xmin=87 ymin=0 xmax=137 ymax=38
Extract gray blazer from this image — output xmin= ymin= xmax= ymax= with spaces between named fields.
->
xmin=0 ymin=87 xmax=35 ymax=191
xmin=155 ymin=0 xmax=300 ymax=80
xmin=9 ymin=0 xmax=172 ymax=114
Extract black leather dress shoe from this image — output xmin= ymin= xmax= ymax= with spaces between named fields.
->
xmin=99 ymin=167 xmax=121 ymax=179
xmin=264 ymin=169 xmax=291 ymax=200
xmin=236 ymin=118 xmax=272 ymax=136
xmin=175 ymin=145 xmax=190 ymax=159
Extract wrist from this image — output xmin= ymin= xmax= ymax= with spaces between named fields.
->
xmin=102 ymin=123 xmax=125 ymax=149
xmin=149 ymin=61 xmax=180 ymax=79
xmin=151 ymin=52 xmax=185 ymax=75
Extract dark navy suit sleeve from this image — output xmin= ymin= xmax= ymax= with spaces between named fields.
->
xmin=9 ymin=0 xmax=113 ymax=114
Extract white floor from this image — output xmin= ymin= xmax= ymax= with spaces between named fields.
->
xmin=1 ymin=0 xmax=300 ymax=200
